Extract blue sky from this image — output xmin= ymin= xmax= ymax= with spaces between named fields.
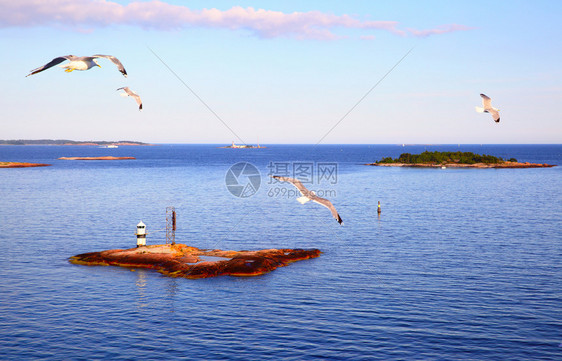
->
xmin=1 ymin=0 xmax=560 ymax=144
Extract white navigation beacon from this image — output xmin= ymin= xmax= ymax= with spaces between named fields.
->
xmin=136 ymin=221 xmax=147 ymax=247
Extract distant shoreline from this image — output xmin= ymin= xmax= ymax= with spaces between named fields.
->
xmin=0 ymin=139 xmax=152 ymax=146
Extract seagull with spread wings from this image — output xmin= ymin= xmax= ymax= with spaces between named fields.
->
xmin=117 ymin=87 xmax=142 ymax=111
xmin=271 ymin=175 xmax=343 ymax=225
xmin=26 ymin=55 xmax=127 ymax=77
xmin=475 ymin=93 xmax=500 ymax=123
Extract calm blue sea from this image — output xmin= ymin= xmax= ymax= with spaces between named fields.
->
xmin=0 ymin=144 xmax=561 ymax=360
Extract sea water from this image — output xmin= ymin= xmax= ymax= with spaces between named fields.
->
xmin=0 ymin=144 xmax=560 ymax=360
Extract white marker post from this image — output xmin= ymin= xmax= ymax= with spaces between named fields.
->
xmin=136 ymin=221 xmax=147 ymax=247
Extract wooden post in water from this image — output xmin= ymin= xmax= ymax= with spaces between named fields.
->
xmin=377 ymin=201 xmax=381 ymax=215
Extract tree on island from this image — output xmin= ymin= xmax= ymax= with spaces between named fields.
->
xmin=376 ymin=151 xmax=516 ymax=165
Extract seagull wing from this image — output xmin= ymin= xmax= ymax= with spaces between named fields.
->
xmin=131 ymin=92 xmax=143 ymax=111
xmin=93 ymin=54 xmax=127 ymax=77
xmin=272 ymin=176 xmax=310 ymax=195
xmin=117 ymin=86 xmax=133 ymax=95
xmin=26 ymin=55 xmax=75 ymax=77
xmin=480 ymin=93 xmax=492 ymax=109
xmin=489 ymin=108 xmax=500 ymax=123
xmin=311 ymin=197 xmax=343 ymax=225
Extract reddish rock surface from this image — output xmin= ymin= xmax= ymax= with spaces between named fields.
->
xmin=367 ymin=161 xmax=555 ymax=168
xmin=69 ymin=244 xmax=321 ymax=279
xmin=0 ymin=162 xmax=51 ymax=168
xmin=58 ymin=156 xmax=136 ymax=160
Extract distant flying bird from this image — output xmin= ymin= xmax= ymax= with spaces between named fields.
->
xmin=475 ymin=93 xmax=500 ymax=123
xmin=117 ymin=87 xmax=142 ymax=111
xmin=26 ymin=55 xmax=127 ymax=77
xmin=271 ymin=175 xmax=343 ymax=225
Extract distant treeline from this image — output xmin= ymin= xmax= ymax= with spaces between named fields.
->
xmin=0 ymin=139 xmax=147 ymax=145
xmin=377 ymin=151 xmax=517 ymax=164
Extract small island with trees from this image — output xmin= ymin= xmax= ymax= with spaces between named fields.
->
xmin=367 ymin=151 xmax=555 ymax=168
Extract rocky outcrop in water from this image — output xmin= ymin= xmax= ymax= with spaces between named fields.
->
xmin=0 ymin=162 xmax=51 ymax=168
xmin=69 ymin=244 xmax=321 ymax=279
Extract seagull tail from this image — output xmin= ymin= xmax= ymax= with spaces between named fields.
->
xmin=296 ymin=196 xmax=310 ymax=204
xmin=475 ymin=106 xmax=484 ymax=113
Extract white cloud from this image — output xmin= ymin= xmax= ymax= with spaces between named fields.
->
xmin=0 ymin=0 xmax=472 ymax=40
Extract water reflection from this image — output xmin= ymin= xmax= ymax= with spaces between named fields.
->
xmin=134 ymin=269 xmax=179 ymax=313
xmin=135 ymin=270 xmax=148 ymax=309
xmin=166 ymin=278 xmax=178 ymax=314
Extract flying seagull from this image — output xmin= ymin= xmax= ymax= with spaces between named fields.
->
xmin=117 ymin=87 xmax=142 ymax=111
xmin=26 ymin=55 xmax=127 ymax=77
xmin=271 ymin=175 xmax=343 ymax=225
xmin=475 ymin=93 xmax=500 ymax=123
